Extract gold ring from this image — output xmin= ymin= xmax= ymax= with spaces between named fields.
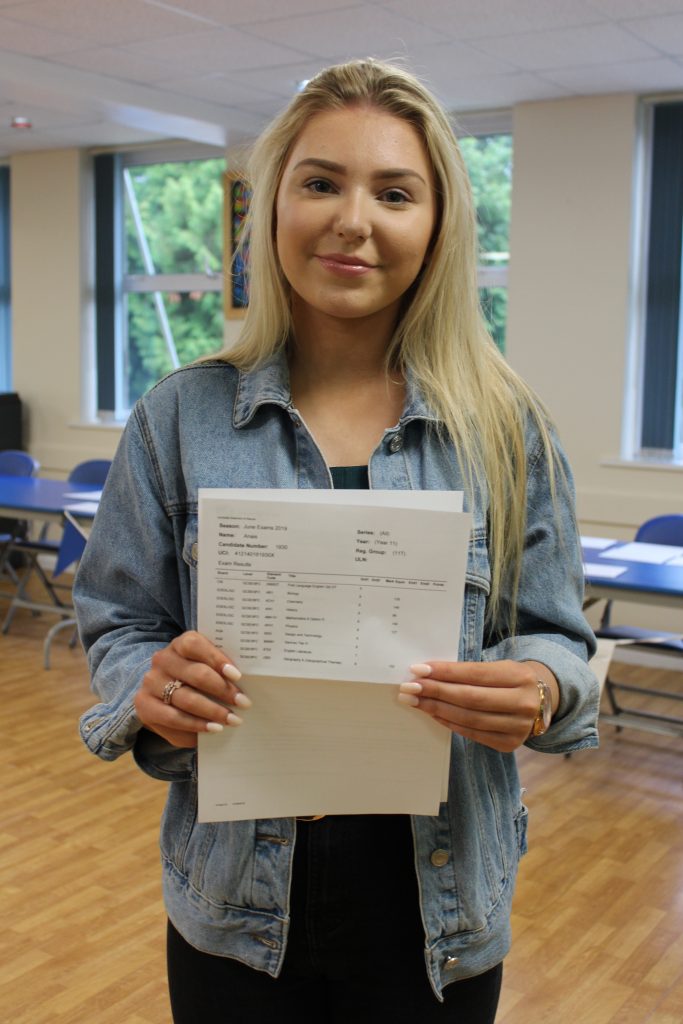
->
xmin=162 ymin=680 xmax=184 ymax=705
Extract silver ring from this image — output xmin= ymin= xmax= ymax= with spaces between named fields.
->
xmin=162 ymin=680 xmax=184 ymax=705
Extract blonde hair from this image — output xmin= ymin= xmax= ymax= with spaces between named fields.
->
xmin=221 ymin=59 xmax=559 ymax=629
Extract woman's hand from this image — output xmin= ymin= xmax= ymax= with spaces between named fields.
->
xmin=134 ymin=631 xmax=251 ymax=749
xmin=398 ymin=659 xmax=560 ymax=753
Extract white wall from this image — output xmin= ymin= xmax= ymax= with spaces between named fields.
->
xmin=507 ymin=93 xmax=682 ymax=632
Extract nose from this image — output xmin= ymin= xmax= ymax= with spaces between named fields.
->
xmin=334 ymin=189 xmax=371 ymax=241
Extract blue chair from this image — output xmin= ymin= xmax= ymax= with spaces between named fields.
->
xmin=0 ymin=450 xmax=40 ymax=586
xmin=596 ymin=514 xmax=683 ymax=730
xmin=66 ymin=459 xmax=111 ymax=486
xmin=1 ymin=458 xmax=110 ymax=636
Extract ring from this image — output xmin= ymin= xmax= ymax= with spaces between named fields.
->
xmin=162 ymin=680 xmax=184 ymax=705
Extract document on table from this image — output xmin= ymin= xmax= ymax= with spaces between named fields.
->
xmin=197 ymin=489 xmax=471 ymax=822
xmin=583 ymin=562 xmax=628 ymax=580
xmin=600 ymin=542 xmax=683 ymax=564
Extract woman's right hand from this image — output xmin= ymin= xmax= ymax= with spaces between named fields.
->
xmin=134 ymin=630 xmax=251 ymax=748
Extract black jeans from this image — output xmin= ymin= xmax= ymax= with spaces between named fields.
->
xmin=168 ymin=814 xmax=502 ymax=1023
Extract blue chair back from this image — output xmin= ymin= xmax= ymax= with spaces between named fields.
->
xmin=0 ymin=450 xmax=39 ymax=477
xmin=68 ymin=459 xmax=112 ymax=486
xmin=635 ymin=514 xmax=683 ymax=546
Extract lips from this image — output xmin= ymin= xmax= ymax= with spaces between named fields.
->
xmin=315 ymin=253 xmax=377 ymax=275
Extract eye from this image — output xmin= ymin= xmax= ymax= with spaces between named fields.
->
xmin=304 ymin=178 xmax=336 ymax=195
xmin=380 ymin=187 xmax=411 ymax=205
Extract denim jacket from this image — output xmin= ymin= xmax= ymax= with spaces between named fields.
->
xmin=74 ymin=353 xmax=599 ymax=999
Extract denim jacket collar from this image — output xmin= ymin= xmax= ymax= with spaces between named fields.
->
xmin=233 ymin=348 xmax=440 ymax=429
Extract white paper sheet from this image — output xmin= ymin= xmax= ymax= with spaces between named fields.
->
xmin=600 ymin=542 xmax=683 ymax=564
xmin=581 ymin=536 xmax=618 ymax=550
xmin=583 ymin=562 xmax=628 ymax=579
xmin=64 ymin=489 xmax=103 ymax=501
xmin=197 ymin=489 xmax=470 ymax=822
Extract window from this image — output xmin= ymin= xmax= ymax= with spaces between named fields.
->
xmin=458 ymin=130 xmax=512 ymax=353
xmin=631 ymin=100 xmax=683 ymax=462
xmin=95 ymin=148 xmax=226 ymax=419
xmin=0 ymin=166 xmax=10 ymax=392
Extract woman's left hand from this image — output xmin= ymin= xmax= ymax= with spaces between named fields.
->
xmin=398 ymin=659 xmax=560 ymax=752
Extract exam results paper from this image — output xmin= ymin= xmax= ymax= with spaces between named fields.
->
xmin=197 ymin=489 xmax=471 ymax=822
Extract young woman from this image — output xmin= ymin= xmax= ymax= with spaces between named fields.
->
xmin=74 ymin=59 xmax=599 ymax=1023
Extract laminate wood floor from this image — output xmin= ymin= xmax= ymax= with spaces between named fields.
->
xmin=1 ymin=609 xmax=681 ymax=1023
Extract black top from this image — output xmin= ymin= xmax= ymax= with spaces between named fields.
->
xmin=330 ymin=465 xmax=369 ymax=490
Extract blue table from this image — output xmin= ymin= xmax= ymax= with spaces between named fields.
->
xmin=0 ymin=474 xmax=100 ymax=664
xmin=581 ymin=537 xmax=683 ymax=737
xmin=582 ymin=539 xmax=683 ymax=611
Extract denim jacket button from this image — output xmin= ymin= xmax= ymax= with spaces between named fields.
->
xmin=191 ymin=542 xmax=198 ymax=562
xmin=444 ymin=956 xmax=460 ymax=969
xmin=388 ymin=433 xmax=403 ymax=453
xmin=430 ymin=848 xmax=450 ymax=867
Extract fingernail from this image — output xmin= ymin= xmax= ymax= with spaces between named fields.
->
xmin=226 ymin=712 xmax=243 ymax=726
xmin=397 ymin=693 xmax=420 ymax=707
xmin=410 ymin=663 xmax=432 ymax=677
xmin=206 ymin=722 xmax=224 ymax=733
xmin=233 ymin=692 xmax=252 ymax=709
xmin=222 ymin=662 xmax=242 ymax=683
xmin=399 ymin=681 xmax=423 ymax=694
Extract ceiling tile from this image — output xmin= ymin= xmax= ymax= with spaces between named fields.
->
xmin=153 ymin=73 xmax=284 ymax=107
xmin=143 ymin=0 xmax=359 ymax=27
xmin=0 ymin=14 xmax=86 ymax=55
xmin=221 ymin=59 xmax=346 ymax=99
xmin=47 ymin=46 xmax=186 ymax=85
xmin=123 ymin=26 xmax=311 ymax=72
xmin=586 ymin=0 xmax=683 ymax=16
xmin=380 ymin=0 xmax=601 ymax=39
xmin=544 ymin=55 xmax=683 ymax=91
xmin=0 ymin=0 xmax=209 ymax=46
xmin=442 ymin=72 xmax=570 ymax=113
xmin=239 ymin=4 xmax=443 ymax=59
xmin=622 ymin=13 xmax=683 ymax=54
xmin=473 ymin=21 xmax=661 ymax=69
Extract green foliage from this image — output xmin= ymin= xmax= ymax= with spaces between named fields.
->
xmin=459 ymin=134 xmax=512 ymax=352
xmin=124 ymin=158 xmax=225 ymax=405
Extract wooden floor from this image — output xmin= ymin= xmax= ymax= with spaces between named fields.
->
xmin=1 ymin=603 xmax=682 ymax=1023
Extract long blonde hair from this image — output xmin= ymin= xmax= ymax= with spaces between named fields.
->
xmin=222 ymin=59 xmax=559 ymax=629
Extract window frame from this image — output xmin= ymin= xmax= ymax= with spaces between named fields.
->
xmin=625 ymin=97 xmax=683 ymax=464
xmin=95 ymin=143 xmax=226 ymax=421
xmin=0 ymin=165 xmax=11 ymax=392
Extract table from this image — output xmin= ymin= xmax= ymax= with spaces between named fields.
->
xmin=582 ymin=537 xmax=683 ymax=737
xmin=0 ymin=474 xmax=100 ymax=664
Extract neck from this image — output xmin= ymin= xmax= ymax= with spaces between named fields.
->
xmin=288 ymin=296 xmax=399 ymax=388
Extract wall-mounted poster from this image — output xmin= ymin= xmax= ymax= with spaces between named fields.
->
xmin=223 ymin=173 xmax=251 ymax=318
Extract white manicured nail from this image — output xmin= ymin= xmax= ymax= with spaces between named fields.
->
xmin=398 ymin=693 xmax=420 ymax=707
xmin=233 ymin=692 xmax=252 ymax=709
xmin=400 ymin=681 xmax=423 ymax=694
xmin=206 ymin=722 xmax=224 ymax=733
xmin=410 ymin=663 xmax=432 ymax=677
xmin=222 ymin=663 xmax=242 ymax=683
xmin=226 ymin=712 xmax=243 ymax=726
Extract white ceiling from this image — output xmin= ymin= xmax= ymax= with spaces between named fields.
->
xmin=1 ymin=0 xmax=683 ymax=158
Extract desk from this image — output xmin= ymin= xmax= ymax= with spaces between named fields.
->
xmin=582 ymin=540 xmax=683 ymax=612
xmin=582 ymin=537 xmax=683 ymax=738
xmin=0 ymin=475 xmax=99 ymax=662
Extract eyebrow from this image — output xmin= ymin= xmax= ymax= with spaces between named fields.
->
xmin=292 ymin=157 xmax=429 ymax=186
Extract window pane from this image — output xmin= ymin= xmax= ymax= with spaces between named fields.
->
xmin=124 ymin=158 xmax=225 ymax=275
xmin=459 ymin=134 xmax=512 ymax=268
xmin=479 ymin=287 xmax=508 ymax=353
xmin=125 ymin=290 xmax=224 ymax=408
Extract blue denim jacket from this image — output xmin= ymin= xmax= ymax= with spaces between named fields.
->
xmin=74 ymin=354 xmax=599 ymax=999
